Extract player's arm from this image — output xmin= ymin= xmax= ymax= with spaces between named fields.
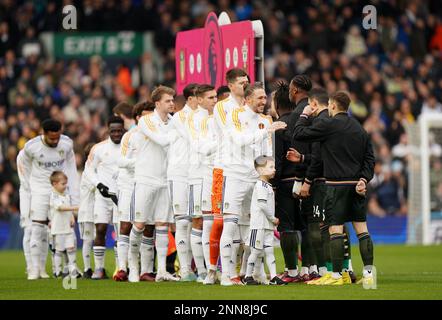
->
xmin=58 ymin=205 xmax=79 ymax=212
xmin=172 ymin=111 xmax=191 ymax=142
xmin=227 ymin=112 xmax=275 ymax=147
xmin=118 ymin=132 xmax=136 ymax=169
xmin=17 ymin=151 xmax=31 ymax=192
xmin=292 ymin=115 xmax=331 ymax=142
xmin=139 ymin=115 xmax=177 ymax=148
xmin=256 ymin=186 xmax=278 ymax=225
xmin=357 ymin=135 xmax=375 ymax=195
xmin=197 ymin=118 xmax=217 ymax=156
xmin=305 ymin=142 xmax=322 ymax=183
xmin=65 ymin=142 xmax=80 ymax=206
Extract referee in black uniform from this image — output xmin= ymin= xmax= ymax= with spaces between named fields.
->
xmin=293 ymin=91 xmax=375 ymax=286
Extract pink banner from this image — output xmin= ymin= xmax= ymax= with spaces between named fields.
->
xmin=175 ymin=12 xmax=255 ymax=94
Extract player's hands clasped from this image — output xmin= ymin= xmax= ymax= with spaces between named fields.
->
xmin=97 ymin=183 xmax=110 ymax=197
xmin=286 ymin=148 xmax=302 ymax=163
xmin=300 ymin=182 xmax=311 ymax=198
xmin=356 ymin=179 xmax=367 ymax=196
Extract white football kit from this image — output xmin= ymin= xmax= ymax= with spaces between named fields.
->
xmin=17 ymin=150 xmax=31 ymax=228
xmin=77 ymin=170 xmax=95 ymax=240
xmin=22 ymin=135 xmax=80 ymax=221
xmin=49 ymin=190 xmax=76 ymax=252
xmin=134 ymin=109 xmax=176 ymax=224
xmin=84 ymin=138 xmax=121 ymax=224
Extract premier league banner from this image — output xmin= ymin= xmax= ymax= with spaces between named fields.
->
xmin=175 ymin=12 xmax=263 ymax=94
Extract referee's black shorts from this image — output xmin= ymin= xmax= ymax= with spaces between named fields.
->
xmin=275 ymin=180 xmax=304 ymax=232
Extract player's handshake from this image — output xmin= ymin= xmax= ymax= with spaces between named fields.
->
xmin=267 ymin=121 xmax=287 ymax=133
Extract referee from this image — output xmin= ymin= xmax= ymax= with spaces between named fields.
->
xmin=293 ymin=91 xmax=375 ymax=286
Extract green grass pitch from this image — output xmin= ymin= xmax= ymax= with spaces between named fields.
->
xmin=1 ymin=245 xmax=441 ymax=300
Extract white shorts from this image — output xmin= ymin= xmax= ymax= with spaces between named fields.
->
xmin=201 ymin=175 xmax=213 ymax=212
xmin=93 ymin=194 xmax=114 ymax=224
xmin=239 ymin=224 xmax=250 ymax=245
xmin=134 ymin=183 xmax=173 ymax=224
xmin=113 ymin=222 xmax=120 ymax=240
xmin=189 ymin=179 xmax=203 ymax=218
xmin=29 ymin=193 xmax=50 ymax=221
xmin=248 ymin=229 xmax=273 ymax=250
xmin=78 ymin=184 xmax=95 ymax=223
xmin=168 ymin=180 xmax=188 ymax=216
xmin=79 ymin=222 xmax=95 ymax=241
xmin=53 ymin=232 xmax=76 ymax=251
xmin=222 ymin=177 xmax=254 ymax=220
xmin=118 ymin=188 xmax=134 ymax=222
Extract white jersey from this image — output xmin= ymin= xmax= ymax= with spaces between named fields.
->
xmin=117 ymin=126 xmax=142 ymax=191
xmin=49 ymin=190 xmax=74 ymax=235
xmin=16 ymin=149 xmax=30 ymax=192
xmin=198 ymin=115 xmax=218 ymax=178
xmin=223 ymin=105 xmax=273 ymax=182
xmin=187 ymin=106 xmax=210 ymax=181
xmin=77 ymin=169 xmax=95 ymax=223
xmin=167 ymin=104 xmax=193 ymax=181
xmin=136 ymin=109 xmax=175 ymax=186
xmin=213 ymin=94 xmax=241 ymax=169
xmin=83 ymin=138 xmax=121 ymax=191
xmin=250 ymin=180 xmax=275 ymax=230
xmin=22 ymin=135 xmax=80 ymax=205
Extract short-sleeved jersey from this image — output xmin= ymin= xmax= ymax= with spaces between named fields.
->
xmin=49 ymin=190 xmax=74 ymax=235
xmin=250 ymin=180 xmax=275 ymax=230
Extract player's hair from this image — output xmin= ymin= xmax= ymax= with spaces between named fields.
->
xmin=308 ymin=87 xmax=329 ymax=106
xmin=226 ymin=68 xmax=248 ymax=84
xmin=107 ymin=115 xmax=124 ymax=127
xmin=183 ymin=83 xmax=199 ymax=99
xmin=330 ymin=91 xmax=351 ymax=111
xmin=50 ymin=170 xmax=67 ymax=185
xmin=112 ymin=102 xmax=133 ymax=119
xmin=290 ymin=74 xmax=312 ymax=92
xmin=244 ymin=82 xmax=264 ymax=99
xmin=42 ymin=119 xmax=62 ymax=133
xmin=132 ymin=101 xmax=155 ymax=121
xmin=151 ymin=85 xmax=176 ymax=103
xmin=254 ymin=155 xmax=275 ymax=170
xmin=217 ymin=85 xmax=230 ymax=98
xmin=84 ymin=143 xmax=95 ymax=159
xmin=273 ymin=81 xmax=295 ymax=111
xmin=195 ymin=84 xmax=215 ymax=97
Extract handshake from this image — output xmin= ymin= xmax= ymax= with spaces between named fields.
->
xmin=97 ymin=183 xmax=118 ymax=205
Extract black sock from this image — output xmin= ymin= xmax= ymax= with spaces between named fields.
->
xmin=321 ymin=225 xmax=331 ymax=270
xmin=330 ymin=233 xmax=345 ymax=273
xmin=308 ymin=222 xmax=325 ymax=268
xmin=357 ymin=232 xmax=374 ymax=266
xmin=343 ymin=224 xmax=351 ymax=263
xmin=280 ymin=231 xmax=298 ymax=270
xmin=301 ymin=229 xmax=311 ymax=268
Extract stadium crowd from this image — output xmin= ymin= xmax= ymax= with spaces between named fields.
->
xmin=1 ymin=0 xmax=442 ymax=229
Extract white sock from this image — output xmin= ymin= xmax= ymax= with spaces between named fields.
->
xmin=309 ymin=265 xmax=318 ymax=274
xmin=332 ymin=272 xmax=342 ymax=279
xmin=155 ymin=226 xmax=169 ymax=273
xmin=246 ymin=247 xmax=260 ymax=277
xmin=187 ymin=222 xmax=193 ymax=272
xmin=40 ymin=225 xmax=49 ymax=272
xmin=175 ymin=217 xmax=190 ymax=275
xmin=300 ymin=266 xmax=309 ymax=276
xmin=23 ymin=226 xmax=32 ymax=271
xmin=288 ymin=268 xmax=298 ymax=277
xmin=93 ymin=246 xmax=106 ymax=270
xmin=202 ymin=215 xmax=213 ymax=270
xmin=113 ymin=244 xmax=118 ymax=270
xmin=220 ymin=215 xmax=238 ymax=278
xmin=140 ymin=236 xmax=155 ymax=274
xmin=264 ymin=246 xmax=277 ymax=279
xmin=54 ymin=251 xmax=63 ymax=274
xmin=30 ymin=222 xmax=43 ymax=270
xmin=230 ymin=239 xmax=241 ymax=278
xmin=240 ymin=245 xmax=251 ymax=276
xmin=62 ymin=251 xmax=69 ymax=274
xmin=67 ymin=248 xmax=78 ymax=272
xmin=191 ymin=228 xmax=206 ymax=275
xmin=319 ymin=266 xmax=327 ymax=276
xmin=253 ymin=254 xmax=264 ymax=277
xmin=363 ymin=265 xmax=374 ymax=278
xmin=117 ymin=235 xmax=129 ymax=271
xmin=129 ymin=225 xmax=144 ymax=272
xmin=349 ymin=259 xmax=354 ymax=271
xmin=82 ymin=239 xmax=93 ymax=271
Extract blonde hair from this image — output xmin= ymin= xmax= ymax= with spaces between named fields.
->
xmin=50 ymin=171 xmax=67 ymax=185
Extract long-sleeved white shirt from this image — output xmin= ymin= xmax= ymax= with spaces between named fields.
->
xmin=136 ymin=109 xmax=175 ymax=186
xmin=16 ymin=149 xmax=30 ymax=193
xmin=117 ymin=126 xmax=142 ymax=191
xmin=213 ymin=94 xmax=241 ymax=169
xmin=187 ymin=106 xmax=211 ymax=181
xmin=223 ymin=105 xmax=273 ymax=182
xmin=77 ymin=169 xmax=95 ymax=223
xmin=49 ymin=190 xmax=74 ymax=235
xmin=22 ymin=135 xmax=80 ymax=205
xmin=167 ymin=104 xmax=193 ymax=181
xmin=198 ymin=115 xmax=218 ymax=178
xmin=250 ymin=180 xmax=276 ymax=230
xmin=83 ymin=138 xmax=121 ymax=191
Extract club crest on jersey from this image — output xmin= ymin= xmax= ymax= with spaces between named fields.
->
xmin=258 ymin=123 xmax=264 ymax=129
xmin=58 ymin=150 xmax=65 ymax=157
